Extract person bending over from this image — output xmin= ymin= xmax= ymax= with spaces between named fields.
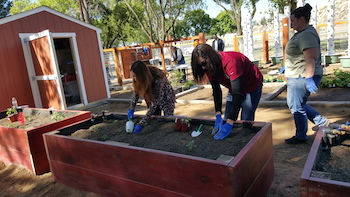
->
xmin=127 ymin=61 xmax=176 ymax=133
xmin=191 ymin=44 xmax=263 ymax=140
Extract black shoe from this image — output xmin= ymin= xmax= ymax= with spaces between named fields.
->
xmin=285 ymin=136 xmax=307 ymax=144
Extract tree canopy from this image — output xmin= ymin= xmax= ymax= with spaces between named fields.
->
xmin=124 ymin=0 xmax=204 ymax=42
xmin=173 ymin=9 xmax=211 ymax=38
xmin=268 ymin=0 xmax=297 ymax=14
xmin=8 ymin=0 xmax=295 ymax=48
xmin=10 ymin=0 xmax=80 ymax=17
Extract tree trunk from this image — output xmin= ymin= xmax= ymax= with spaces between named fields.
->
xmin=78 ymin=0 xmax=92 ymax=24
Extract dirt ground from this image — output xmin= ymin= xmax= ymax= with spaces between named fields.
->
xmin=1 ymin=63 xmax=350 ymax=197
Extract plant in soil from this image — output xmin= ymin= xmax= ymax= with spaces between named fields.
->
xmin=186 ymin=140 xmax=196 ymax=151
xmin=180 ymin=117 xmax=191 ymax=132
xmin=6 ymin=107 xmax=18 ymax=123
xmin=51 ymin=111 xmax=65 ymax=121
xmin=6 ymin=107 xmax=18 ymax=117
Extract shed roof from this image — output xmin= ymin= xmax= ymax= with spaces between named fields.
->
xmin=0 ymin=6 xmax=101 ymax=33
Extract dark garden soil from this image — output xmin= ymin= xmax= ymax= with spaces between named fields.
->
xmin=69 ymin=115 xmax=259 ymax=160
xmin=313 ymin=137 xmax=350 ymax=182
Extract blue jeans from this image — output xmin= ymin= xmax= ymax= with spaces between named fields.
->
xmin=287 ymin=75 xmax=328 ymax=140
xmin=224 ymin=86 xmax=262 ymax=121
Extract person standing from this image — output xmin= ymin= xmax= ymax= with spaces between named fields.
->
xmin=127 ymin=61 xmax=176 ymax=133
xmin=170 ymin=45 xmax=187 ymax=82
xmin=284 ymin=4 xmax=330 ymax=144
xmin=212 ymin=34 xmax=225 ymax=51
xmin=191 ymin=44 xmax=263 ymax=140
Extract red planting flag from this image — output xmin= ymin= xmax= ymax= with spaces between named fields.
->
xmin=18 ymin=112 xmax=25 ymax=125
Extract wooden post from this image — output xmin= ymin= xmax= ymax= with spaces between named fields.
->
xmin=233 ymin=34 xmax=239 ymax=52
xmin=282 ymin=17 xmax=289 ymax=65
xmin=194 ymin=39 xmax=199 ymax=47
xmin=198 ymin=33 xmax=205 ymax=44
xmin=113 ymin=48 xmax=123 ymax=86
xmin=263 ymin=31 xmax=270 ymax=63
xmin=159 ymin=40 xmax=166 ymax=71
xmin=197 ymin=32 xmax=209 ymax=84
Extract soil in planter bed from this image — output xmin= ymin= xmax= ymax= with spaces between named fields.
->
xmin=67 ymin=115 xmax=260 ymax=160
xmin=313 ymin=136 xmax=350 ymax=182
xmin=0 ymin=110 xmax=79 ymax=129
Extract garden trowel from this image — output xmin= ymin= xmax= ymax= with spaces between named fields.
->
xmin=191 ymin=124 xmax=203 ymax=137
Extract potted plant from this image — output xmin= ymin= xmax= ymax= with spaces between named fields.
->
xmin=6 ymin=107 xmax=18 ymax=123
xmin=174 ymin=117 xmax=182 ymax=131
xmin=180 ymin=117 xmax=191 ymax=132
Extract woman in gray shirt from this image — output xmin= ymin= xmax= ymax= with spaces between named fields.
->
xmin=284 ymin=3 xmax=329 ymax=144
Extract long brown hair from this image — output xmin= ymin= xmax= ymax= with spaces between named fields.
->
xmin=191 ymin=43 xmax=222 ymax=83
xmin=131 ymin=61 xmax=166 ymax=100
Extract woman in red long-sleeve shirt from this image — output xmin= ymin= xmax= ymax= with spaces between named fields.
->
xmin=191 ymin=44 xmax=263 ymax=140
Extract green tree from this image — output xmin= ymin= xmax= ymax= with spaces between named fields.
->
xmin=124 ymin=0 xmax=203 ymax=42
xmin=213 ymin=0 xmax=259 ymax=36
xmin=11 ymin=0 xmax=80 ymax=18
xmin=268 ymin=0 xmax=297 ymax=14
xmin=173 ymin=9 xmax=211 ymax=38
xmin=0 ymin=0 xmax=12 ymax=18
xmin=95 ymin=1 xmax=147 ymax=48
xmin=210 ymin=11 xmax=236 ymax=36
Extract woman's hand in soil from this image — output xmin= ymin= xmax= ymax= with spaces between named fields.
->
xmin=133 ymin=125 xmax=143 ymax=134
xmin=128 ymin=109 xmax=134 ymax=120
xmin=212 ymin=114 xmax=223 ymax=134
xmin=214 ymin=123 xmax=233 ymax=140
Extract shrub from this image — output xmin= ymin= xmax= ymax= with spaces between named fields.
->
xmin=183 ymin=81 xmax=196 ymax=91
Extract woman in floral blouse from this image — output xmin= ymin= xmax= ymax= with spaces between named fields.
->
xmin=127 ymin=61 xmax=176 ymax=133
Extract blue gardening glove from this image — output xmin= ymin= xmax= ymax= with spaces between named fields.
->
xmin=214 ymin=122 xmax=233 ymax=140
xmin=279 ymin=66 xmax=285 ymax=74
xmin=305 ymin=77 xmax=318 ymax=94
xmin=133 ymin=124 xmax=143 ymax=134
xmin=127 ymin=109 xmax=134 ymax=120
xmin=212 ymin=114 xmax=223 ymax=134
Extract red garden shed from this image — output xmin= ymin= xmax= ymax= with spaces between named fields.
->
xmin=0 ymin=6 xmax=109 ymax=110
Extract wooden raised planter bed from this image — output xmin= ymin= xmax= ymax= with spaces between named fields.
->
xmin=43 ymin=114 xmax=274 ymax=197
xmin=0 ymin=108 xmax=91 ymax=175
xmin=300 ymin=127 xmax=350 ymax=197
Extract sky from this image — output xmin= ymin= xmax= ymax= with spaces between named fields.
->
xmin=204 ymin=0 xmax=330 ymax=20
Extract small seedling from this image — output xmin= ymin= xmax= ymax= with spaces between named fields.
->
xmin=92 ymin=126 xmax=100 ymax=131
xmin=116 ymin=128 xmax=122 ymax=133
xmin=51 ymin=111 xmax=65 ymax=121
xmin=186 ymin=140 xmax=196 ymax=151
xmin=99 ymin=134 xmax=109 ymax=141
xmin=182 ymin=117 xmax=191 ymax=125
xmin=6 ymin=107 xmax=17 ymax=117
xmin=212 ymin=127 xmax=218 ymax=134
xmin=113 ymin=120 xmax=119 ymax=123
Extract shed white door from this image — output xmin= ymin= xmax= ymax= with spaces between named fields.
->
xmin=22 ymin=30 xmax=66 ymax=110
